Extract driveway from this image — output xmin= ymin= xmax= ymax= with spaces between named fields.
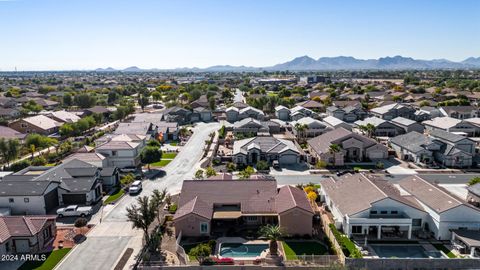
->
xmin=55 ymin=122 xmax=221 ymax=270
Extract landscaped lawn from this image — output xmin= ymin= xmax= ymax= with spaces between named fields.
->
xmin=169 ymin=141 xmax=179 ymax=146
xmin=162 ymin=152 xmax=178 ymax=159
xmin=104 ymin=188 xmax=125 ymax=204
xmin=150 ymin=159 xmax=172 ymax=167
xmin=281 ymin=241 xmax=328 ymax=260
xmin=19 ymin=248 xmax=71 ymax=270
xmin=433 ymin=244 xmax=457 ymax=258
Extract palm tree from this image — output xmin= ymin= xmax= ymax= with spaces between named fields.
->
xmin=126 ymin=196 xmax=157 ymax=245
xmin=259 ymin=224 xmax=284 ymax=256
xmin=295 ymin=123 xmax=308 ymax=143
xmin=329 ymin=144 xmax=341 ymax=154
xmin=365 ymin=123 xmax=376 ymax=138
xmin=151 ymin=189 xmax=167 ymax=224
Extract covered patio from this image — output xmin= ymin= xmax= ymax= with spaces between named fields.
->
xmin=451 ymin=230 xmax=480 ymax=257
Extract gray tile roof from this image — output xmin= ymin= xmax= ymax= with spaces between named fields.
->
xmin=429 ymin=129 xmax=470 ymax=143
xmin=390 ymin=131 xmax=436 ymax=153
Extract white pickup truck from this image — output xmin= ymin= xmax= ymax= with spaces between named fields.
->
xmin=56 ymin=205 xmax=93 ymax=217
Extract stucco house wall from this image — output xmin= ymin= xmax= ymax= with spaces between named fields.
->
xmin=279 ymin=208 xmax=313 ymax=236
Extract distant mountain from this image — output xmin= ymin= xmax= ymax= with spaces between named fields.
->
xmin=93 ymin=55 xmax=480 ymax=72
xmin=462 ymin=57 xmax=480 ymax=67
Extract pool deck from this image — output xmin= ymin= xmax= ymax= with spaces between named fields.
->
xmin=216 ymin=237 xmax=270 ymax=260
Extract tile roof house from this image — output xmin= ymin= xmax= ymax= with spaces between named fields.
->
xmin=174 ymin=179 xmax=313 ymax=237
xmin=46 ymin=110 xmax=81 ymax=123
xmin=9 ymin=115 xmax=62 ymax=135
xmin=423 ymin=117 xmax=478 ymax=137
xmin=322 ymin=116 xmax=352 ymax=131
xmin=439 ymin=106 xmax=479 ymax=119
xmin=232 ymin=136 xmax=300 ymax=166
xmin=0 ymin=108 xmax=20 ymax=120
xmin=321 ymin=173 xmax=427 ymax=239
xmin=370 ymin=103 xmax=416 ymax=120
xmin=0 ymin=126 xmax=26 ymax=141
xmin=326 ymin=105 xmax=367 ymax=123
xmin=0 ymin=215 xmax=56 ymax=255
xmin=226 ymin=106 xmax=265 ymax=123
xmin=292 ymin=117 xmax=332 ymax=137
xmin=95 ymin=140 xmax=142 ymax=169
xmin=307 ymin=128 xmax=388 ymax=166
xmin=354 ymin=116 xmax=404 ymax=137
xmin=295 ymin=100 xmax=324 ymax=112
xmin=0 ymin=159 xmax=103 ymax=214
xmin=322 ymin=173 xmax=480 ymax=240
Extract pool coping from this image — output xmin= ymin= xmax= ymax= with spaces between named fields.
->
xmin=215 ymin=237 xmax=270 ymax=260
xmin=367 ymin=243 xmax=445 ymax=259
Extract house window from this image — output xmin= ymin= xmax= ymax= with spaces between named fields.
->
xmin=352 ymin=226 xmax=362 ymax=234
xmin=245 ymin=216 xmax=257 ymax=221
xmin=412 ymin=219 xmax=422 ymax=226
xmin=200 ymin=222 xmax=208 ymax=233
xmin=370 ymin=210 xmax=377 ymax=214
xmin=5 ymin=242 xmax=10 ymax=252
xmin=43 ymin=226 xmax=52 ymax=239
xmin=24 ymin=198 xmax=29 ymax=203
xmin=8 ymin=198 xmax=14 ymax=203
xmin=112 ymin=151 xmax=117 ymax=156
xmin=391 ymin=211 xmax=398 ymax=214
xmin=380 ymin=211 xmax=387 ymax=214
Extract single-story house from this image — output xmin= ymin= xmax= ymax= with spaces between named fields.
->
xmin=233 ymin=136 xmax=300 ymax=166
xmin=9 ymin=115 xmax=62 ymax=135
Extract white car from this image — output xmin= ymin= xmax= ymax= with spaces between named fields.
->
xmin=129 ymin=180 xmax=142 ymax=194
xmin=57 ymin=205 xmax=93 ymax=217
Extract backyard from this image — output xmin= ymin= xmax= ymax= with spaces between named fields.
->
xmin=433 ymin=244 xmax=457 ymax=258
xmin=19 ymin=248 xmax=71 ymax=270
xmin=281 ymin=241 xmax=328 ymax=260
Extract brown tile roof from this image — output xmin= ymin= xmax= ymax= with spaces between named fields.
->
xmin=0 ymin=216 xmax=56 ymax=244
xmin=276 ymin=185 xmax=313 ymax=214
xmin=307 ymin=127 xmax=351 ymax=154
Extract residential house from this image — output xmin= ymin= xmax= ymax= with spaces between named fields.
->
xmin=226 ymin=106 xmax=265 ymax=123
xmin=174 ymin=179 xmax=313 ymax=237
xmin=64 ymin=153 xmax=119 ymax=190
xmin=232 ymin=118 xmax=269 ymax=135
xmin=114 ymin=122 xmax=156 ymax=138
xmin=9 ymin=115 xmax=62 ymax=135
xmin=398 ymin=175 xmax=480 ymax=240
xmin=390 ymin=117 xmax=425 ymax=134
xmin=0 ymin=97 xmax=17 ymax=108
xmin=295 ymin=100 xmax=324 ymax=112
xmin=275 ymin=105 xmax=290 ymax=121
xmin=354 ymin=117 xmax=404 ymax=137
xmin=190 ymin=95 xmax=210 ymax=109
xmin=233 ymin=136 xmax=300 ymax=166
xmin=423 ymin=117 xmax=478 ymax=137
xmin=163 ymin=106 xmax=194 ymax=125
xmin=0 ymin=159 xmax=103 ymax=214
xmin=389 ymin=131 xmax=440 ymax=165
xmin=0 ymin=126 xmax=26 ymax=141
xmin=46 ymin=110 xmax=81 ymax=123
xmin=370 ymin=103 xmax=416 ymax=120
xmin=95 ymin=141 xmax=142 ymax=169
xmin=0 ymin=216 xmax=56 ymax=255
xmin=292 ymin=117 xmax=331 ymax=138
xmin=440 ymin=106 xmax=479 ymax=119
xmin=289 ymin=106 xmax=315 ymax=121
xmin=322 ymin=116 xmax=352 ymax=131
xmin=427 ymin=129 xmax=475 ymax=167
xmin=0 ymin=108 xmax=20 ymax=120
xmin=307 ymin=128 xmax=388 ymax=166
xmin=83 ymin=106 xmax=112 ymax=118
xmin=326 ymin=106 xmax=366 ymax=123
xmin=321 ymin=173 xmax=427 ymax=239
xmin=193 ymin=107 xmax=213 ymax=122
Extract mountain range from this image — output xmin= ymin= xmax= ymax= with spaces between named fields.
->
xmin=95 ymin=55 xmax=480 ymax=72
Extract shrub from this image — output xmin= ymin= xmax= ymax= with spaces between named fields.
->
xmin=31 ymin=156 xmax=47 ymax=166
xmin=328 ymin=224 xmax=362 ymax=258
xmin=188 ymin=243 xmax=212 ymax=263
xmin=256 ymin=160 xmax=269 ymax=171
xmin=375 ymin=161 xmax=384 ymax=169
xmin=226 ymin=162 xmax=236 ymax=172
xmin=168 ymin=203 xmax=178 ymax=213
xmin=315 ymin=160 xmax=327 ymax=169
xmin=7 ymin=160 xmax=31 ymax=172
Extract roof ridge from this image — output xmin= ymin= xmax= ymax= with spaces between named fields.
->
xmin=413 ymin=175 xmax=462 ymax=205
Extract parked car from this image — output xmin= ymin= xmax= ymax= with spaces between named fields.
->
xmin=57 ymin=205 xmax=93 ymax=218
xmin=129 ymin=180 xmax=143 ymax=195
xmin=272 ymin=160 xmax=280 ymax=170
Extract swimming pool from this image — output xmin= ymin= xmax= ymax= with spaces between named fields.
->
xmin=219 ymin=243 xmax=269 ymax=258
xmin=370 ymin=244 xmax=443 ymax=258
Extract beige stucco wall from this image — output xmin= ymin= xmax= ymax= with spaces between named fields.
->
xmin=174 ymin=214 xmax=211 ymax=237
xmin=279 ymin=208 xmax=313 ymax=236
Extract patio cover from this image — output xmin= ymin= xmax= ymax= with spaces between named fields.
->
xmin=212 ymin=211 xmax=242 ymax=219
xmin=452 ymin=230 xmax=480 ymax=248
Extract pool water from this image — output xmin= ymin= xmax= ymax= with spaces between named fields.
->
xmin=219 ymin=243 xmax=269 ymax=258
xmin=371 ymin=244 xmax=442 ymax=258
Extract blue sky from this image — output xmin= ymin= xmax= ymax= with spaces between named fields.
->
xmin=0 ymin=0 xmax=479 ymax=70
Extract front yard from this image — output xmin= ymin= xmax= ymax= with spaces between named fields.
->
xmin=19 ymin=248 xmax=71 ymax=270
xmin=281 ymin=241 xmax=328 ymax=260
xmin=149 ymin=152 xmax=178 ymax=167
xmin=104 ymin=188 xmax=125 ymax=204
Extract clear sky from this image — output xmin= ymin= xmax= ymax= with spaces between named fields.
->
xmin=0 ymin=0 xmax=479 ymax=71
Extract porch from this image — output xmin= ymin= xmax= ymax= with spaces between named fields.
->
xmin=347 ymin=215 xmax=415 ymax=240
xmin=211 ymin=213 xmax=278 ymax=238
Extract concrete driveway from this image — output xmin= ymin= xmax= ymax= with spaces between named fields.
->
xmin=55 ymin=122 xmax=221 ymax=270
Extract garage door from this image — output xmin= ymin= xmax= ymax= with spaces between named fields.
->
xmin=368 ymin=151 xmax=385 ymax=160
xmin=279 ymin=154 xmax=298 ymax=164
xmin=62 ymin=194 xmax=86 ymax=205
xmin=44 ymin=188 xmax=59 ymax=213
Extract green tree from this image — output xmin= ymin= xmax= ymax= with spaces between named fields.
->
xmin=239 ymin=166 xmax=255 ymax=179
xmin=188 ymin=243 xmax=212 ymax=263
xmin=74 ymin=93 xmax=96 ymax=108
xmin=256 ymin=160 xmax=269 ymax=171
xmin=63 ymin=93 xmax=73 ymax=107
xmin=329 ymin=144 xmax=341 ymax=154
xmin=126 ymin=196 xmax=157 ymax=246
xmin=107 ymin=91 xmax=118 ymax=105
xmin=194 ymin=169 xmax=204 ymax=180
xmin=140 ymin=146 xmax=162 ymax=170
xmin=259 ymin=225 xmax=284 ymax=256
xmin=120 ymin=173 xmax=135 ymax=188
xmin=205 ymin=166 xmax=217 ymax=178
xmin=151 ymin=189 xmax=167 ymax=224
